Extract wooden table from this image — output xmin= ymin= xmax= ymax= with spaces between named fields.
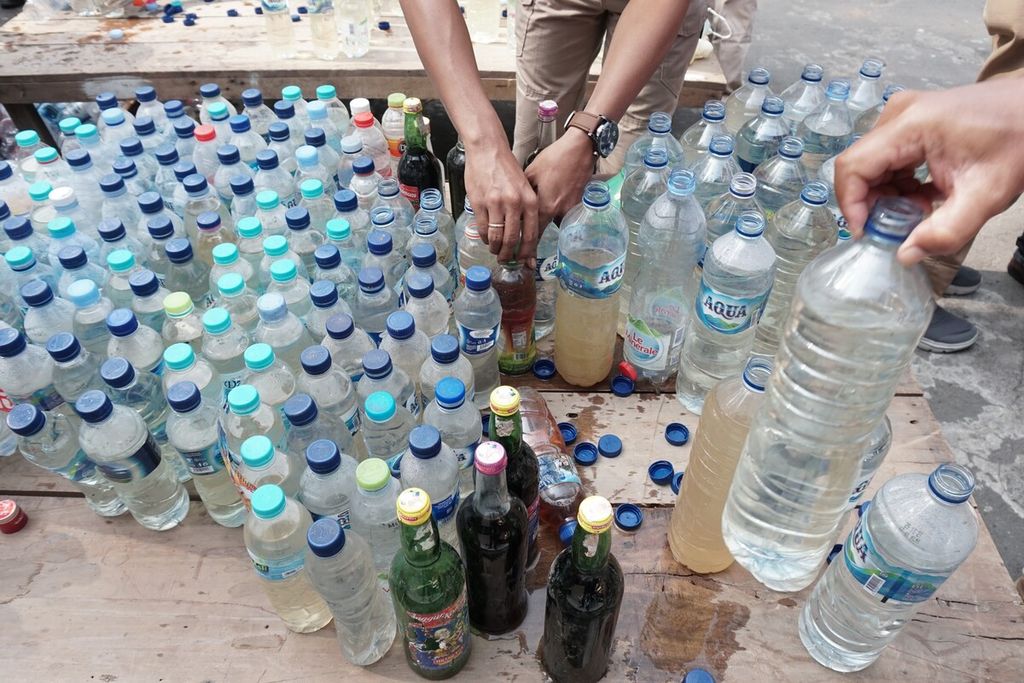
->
xmin=1 ymin=337 xmax=1021 ymax=681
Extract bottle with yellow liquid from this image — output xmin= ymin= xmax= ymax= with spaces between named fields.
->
xmin=668 ymin=357 xmax=772 ymax=573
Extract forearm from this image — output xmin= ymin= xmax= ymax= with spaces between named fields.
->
xmin=398 ymin=0 xmax=506 ymax=148
xmin=584 ymin=0 xmax=690 ymax=119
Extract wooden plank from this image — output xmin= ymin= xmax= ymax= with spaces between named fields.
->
xmin=0 ymin=494 xmax=1019 ymax=682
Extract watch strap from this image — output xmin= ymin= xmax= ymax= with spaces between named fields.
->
xmin=566 ymin=111 xmax=602 ymax=137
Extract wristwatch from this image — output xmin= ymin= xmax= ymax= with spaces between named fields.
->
xmin=564 ymin=111 xmax=619 ymax=159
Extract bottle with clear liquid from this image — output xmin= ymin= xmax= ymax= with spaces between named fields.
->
xmin=65 ymin=149 xmax=107 ymax=222
xmin=104 ymin=249 xmax=142 ymax=310
xmin=161 ymin=291 xmax=204 ymax=352
xmin=751 ymin=181 xmax=837 ymax=358
xmin=338 ymin=136 xmax=364 ymax=188
xmin=255 ymin=192 xmax=290 ymax=240
xmin=363 ymin=228 xmax=407 ymax=292
xmin=201 ymin=307 xmax=250 ymax=408
xmin=553 ymin=182 xmax=627 ymax=388
xmin=314 ymin=245 xmax=360 ymax=307
xmin=45 ymin=332 xmax=105 ymax=404
xmin=306 ymin=279 xmax=354 ymax=341
xmin=676 ymin=212 xmax=776 ymax=414
xmin=735 ymin=96 xmax=790 ymax=173
xmin=524 ymin=100 xmax=559 ymax=169
xmin=191 ymin=125 xmax=222 ymax=184
xmin=352 ymin=266 xmax=398 ymax=344
xmin=211 ymin=243 xmax=259 ymax=296
xmin=235 ymin=217 xmax=268 ymax=271
xmin=46 ymin=215 xmax=99 ymax=266
xmin=357 ymin=348 xmax=418 ymax=417
xmin=679 ymin=100 xmax=729 ymax=169
xmin=67 ymin=279 xmax=115 ymax=355
xmin=74 ymin=389 xmax=190 ymax=531
xmin=307 ymin=102 xmax=343 ymax=154
xmin=669 ymin=358 xmax=771 ymax=573
xmin=98 ymin=218 xmax=148 ymax=267
xmin=4 ymin=218 xmax=53 ymax=267
xmin=164 ymin=238 xmax=214 ymax=308
xmin=297 ymin=183 xmax=335 ymax=235
xmin=242 ymin=342 xmax=298 ymax=416
xmin=753 ymin=136 xmax=809 ymax=219
xmin=721 ymin=198 xmax=934 ymax=592
xmin=371 ymin=189 xmax=415 ymax=254
xmin=800 ymin=464 xmax=978 ymax=672
xmin=162 ymin=342 xmax=222 ymax=409
xmin=359 ymin=390 xmax=416 ymax=468
xmin=419 ymin=334 xmax=475 ymax=406
xmin=7 ymin=402 xmax=126 ymax=517
xmin=260 ymin=235 xmax=310 ymax=290
xmin=621 ymin=111 xmax=685 ymax=178
xmin=406 ymin=242 xmax=454 ymax=305
xmin=379 ymin=310 xmax=430 ymax=395
xmin=165 ymin=381 xmax=247 ymax=527
xmin=422 ymin=376 xmax=479 ymax=497
xmin=0 ymin=328 xmax=64 ymax=413
xmin=780 ymin=63 xmax=827 ymax=133
xmin=724 ymin=67 xmax=774 ymax=133
xmin=230 ymin=177 xmax=259 ymax=225
xmin=255 ymin=292 xmax=316 ymax=368
xmin=241 ymin=89 xmax=278 ymax=141
xmin=351 ymin=114 xmax=391 ymax=179
xmin=322 ymin=313 xmax=376 ymax=382
xmin=403 ymin=273 xmax=450 ymax=339
xmin=303 ymin=131 xmax=341 ymax=188
xmin=284 ymin=395 xmax=351 ymax=472
xmin=797 ymin=79 xmax=854 ymax=177
xmin=305 ymin=517 xmax=397 ymax=665
xmin=400 ymin=425 xmax=461 ymax=551
xmin=348 ymin=457 xmax=402 ymax=578
xmin=298 ymin=438 xmax=358 ymax=525
xmin=173 ymin=121 xmax=199 ymax=168
xmin=620 ymin=148 xmax=670 ymax=312
xmin=294 ymin=142 xmax=332 ymax=194
xmin=238 ymin=434 xmax=304 ymax=500
xmin=255 ymin=151 xmax=298 ymax=209
xmin=703 ymin=172 xmax=764 ymax=248
xmin=844 ymin=415 xmax=893 ymax=519
xmin=215 ymin=273 xmax=261 ymax=332
xmin=222 ymin=384 xmax=287 ymax=497
xmin=268 ymin=260 xmax=313 ymax=318
xmin=244 ymin=484 xmax=333 ymax=632
xmin=624 ymin=170 xmax=706 ymax=384
xmin=415 ymin=188 xmax=457 ymax=261
xmin=228 ymin=115 xmax=268 ymax=171
xmin=846 ymin=58 xmax=885 ymax=115
xmin=325 ymin=218 xmax=365 ymax=272
xmin=212 ymin=145 xmax=251 ymax=206
xmin=454 ymin=266 xmax=501 ymax=408
xmin=854 ymin=83 xmax=904 ymax=136
xmin=21 ymin=281 xmax=75 ymax=346
xmin=533 ymin=221 xmax=560 ymax=341
xmin=105 ymin=309 xmax=164 ymax=375
xmin=267 ymin=123 xmax=299 ymax=176
xmin=6 ymin=248 xmax=56 ymax=311
xmin=349 ymin=157 xmax=382 ymax=211
xmin=296 ymin=344 xmax=361 ymax=443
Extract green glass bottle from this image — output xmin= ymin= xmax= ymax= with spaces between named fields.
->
xmin=488 ymin=386 xmax=540 ymax=566
xmin=397 ymin=97 xmax=443 ymax=211
xmin=541 ymin=495 xmax=625 ymax=683
xmin=389 ymin=487 xmax=472 ymax=679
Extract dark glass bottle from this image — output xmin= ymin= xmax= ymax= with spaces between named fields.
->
xmin=456 ymin=441 xmax=529 ymax=633
xmin=389 ymin=487 xmax=472 ymax=680
xmin=493 ymin=260 xmax=537 ymax=374
xmin=542 ymin=495 xmax=624 ymax=683
xmin=487 ymin=386 xmax=540 ymax=567
xmin=397 ymin=97 xmax=443 ymax=211
xmin=524 ymin=100 xmax=559 ymax=169
xmin=445 ymin=139 xmax=466 ymax=221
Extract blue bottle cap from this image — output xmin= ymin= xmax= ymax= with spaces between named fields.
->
xmin=183 ymin=173 xmax=208 ymax=196
xmin=74 ymin=390 xmax=113 ymax=423
xmin=857 ymin=501 xmax=869 ymax=518
xmin=231 ymin=175 xmax=254 ymax=197
xmin=0 ymin=328 xmax=26 ymax=357
xmin=137 ymin=191 xmax=163 ymax=214
xmin=598 ymin=434 xmax=622 ymax=458
xmin=434 ymin=377 xmax=466 ymax=409
xmin=309 ymin=280 xmax=338 ymax=308
xmin=671 ymin=470 xmax=685 ymax=494
xmin=300 ymin=345 xmax=332 ymax=376
xmin=386 ymin=310 xmax=415 ymax=340
xmin=465 ymin=265 xmax=491 ymax=291
xmin=352 ymin=156 xmax=374 ymax=175
xmin=573 ymin=441 xmax=598 ymax=466
xmin=610 ymin=375 xmax=634 ymax=397
xmin=166 ymin=381 xmax=202 ymax=413
xmin=285 ymin=206 xmax=311 ymax=230
xmin=283 ymin=392 xmax=318 ymax=427
xmin=216 ymin=144 xmax=240 ymax=165
xmin=313 ymin=244 xmax=341 ymax=270
xmin=164 ymin=99 xmax=184 ymax=117
xmin=21 ymin=280 xmax=54 ymax=308
xmin=6 ymin=403 xmax=45 ymax=437
xmin=133 ymin=116 xmax=156 ymax=136
xmin=648 ymin=460 xmax=674 ymax=485
xmin=307 ymin=517 xmax=346 ymax=557
xmin=826 ymin=544 xmax=844 ymax=565
xmin=532 ymin=357 xmax=556 ymax=380
xmin=406 ymin=273 xmax=434 ymax=299
xmin=325 ymin=313 xmax=355 ymax=340
xmin=229 ymin=115 xmax=251 ymax=134
xmin=333 ymin=189 xmax=358 ymax=212
xmin=358 ymin=266 xmax=385 ymax=293
xmin=682 ymin=668 xmax=716 ymax=683
xmin=481 ymin=412 xmax=490 ymax=435
xmin=4 ymin=216 xmax=32 ymax=241
xmin=558 ymin=421 xmax=577 ymax=445
xmin=558 ymin=519 xmax=577 ymax=546
xmin=199 ymin=82 xmax=221 ymax=98
xmin=378 ymin=19 xmax=390 ymax=30
xmin=67 ymin=279 xmax=101 ymax=308
xmin=255 ymin=149 xmax=278 ymax=171
xmin=119 ymin=137 xmax=144 ymax=157
xmin=410 ymin=243 xmax=436 ymax=268
xmin=304 ymin=128 xmax=327 ymax=148
xmin=665 ymin=422 xmax=690 ymax=446
xmin=172 ymin=160 xmax=196 ymax=181
xmin=389 ymin=454 xmax=403 ymax=478
xmin=65 ymin=148 xmax=92 ymax=168
xmin=614 ymin=503 xmax=644 ymax=531
xmin=164 ymin=238 xmax=194 ymax=264
xmin=58 ymin=245 xmax=88 ymax=270
xmin=268 ymin=122 xmax=289 ymax=141
xmin=99 ymin=356 xmax=135 ymax=388
xmin=128 ymin=268 xmax=159 ymax=297
xmin=305 ymin=439 xmax=341 ymax=475
xmin=95 ymin=92 xmax=118 ymax=110
xmin=148 ymin=215 xmax=174 ymax=240
xmin=45 ymin=332 xmax=81 ymax=363
xmin=366 ymin=230 xmax=392 ymax=256
xmin=361 ymin=349 xmax=392 ymax=379
xmin=409 ymin=425 xmax=442 ymax=459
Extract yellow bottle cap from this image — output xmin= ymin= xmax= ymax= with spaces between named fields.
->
xmin=396 ymin=487 xmax=432 ymax=526
xmin=402 ymin=97 xmax=423 ymax=114
xmin=489 ymin=386 xmax=520 ymax=416
xmin=577 ymin=496 xmax=613 ymax=534
xmin=163 ymin=291 xmax=194 ymax=318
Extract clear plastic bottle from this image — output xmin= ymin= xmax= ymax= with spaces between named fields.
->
xmin=307 ymin=101 xmax=343 ymax=153
xmin=211 ymin=145 xmax=252 ymax=206
xmin=780 ymin=63 xmax=827 ymax=133
xmin=372 ymin=179 xmax=415 ymax=243
xmin=207 ymin=103 xmax=234 ymax=146
xmin=170 ymin=160 xmax=199 ymax=217
xmin=241 ymin=89 xmax=278 ymax=141
xmin=679 ymin=100 xmax=729 ymax=169
xmin=403 ymin=273 xmax=451 ymax=339
xmin=312 ymin=245 xmax=359 ymax=307
xmin=676 ymin=212 xmax=776 ymax=414
xmin=379 ymin=311 xmax=430 ymax=395
xmin=67 ymin=279 xmax=115 ymax=355
xmin=173 ymin=120 xmax=198 ymax=166
xmin=74 ymin=389 xmax=190 ymax=531
xmin=800 ymin=464 xmax=978 ymax=672
xmin=552 ymin=182 xmax=627 ymax=388
xmin=230 ymin=176 xmax=259 ymax=226
xmin=254 ymin=293 xmax=315 ymax=369
xmin=333 ymin=189 xmax=372 ymax=252
xmin=281 ymin=85 xmax=312 ymax=130
xmin=50 ymin=187 xmax=95 ymax=238
xmin=268 ymin=260 xmax=313 ymax=318
xmin=210 ymin=243 xmax=258 ymax=296
xmin=854 ymin=84 xmax=904 ymax=136
xmin=199 ymin=307 xmax=250 ymax=408
xmin=222 ymin=384 xmax=287 ymax=497
xmin=415 ymin=187 xmax=457 ymax=255
xmin=46 ymin=332 xmax=105 ymax=404
xmin=0 ymin=328 xmax=64 ymax=412
xmin=350 ymin=457 xmax=402 ymax=577
xmin=419 ymin=334 xmax=475 ymax=406
xmin=228 ymin=115 xmax=268 ymax=171
xmin=400 ymin=424 xmax=461 ymax=550
xmin=295 ymin=144 xmax=335 ymax=193
xmin=182 ymin=174 xmax=231 ymax=246
xmin=104 ymin=248 xmax=142 ymax=310
xmin=197 ymin=83 xmax=238 ymax=125
xmin=322 ymin=313 xmax=375 ymax=382
xmin=703 ymin=172 xmax=764 ymax=248
xmin=841 ymin=415 xmax=893 ymax=528
xmin=234 ymin=217 xmax=268 ymax=271
xmin=724 ymin=66 xmax=774 ymax=133
xmin=620 ymin=148 xmax=670 ymax=306
xmin=299 ymin=438 xmax=359 ymax=525
xmin=408 ymin=218 xmax=454 ymax=294
xmin=753 ymin=136 xmax=809 ymax=219
xmin=623 ymin=170 xmax=706 ymax=384
xmin=6 ymin=247 xmax=56 ymax=311
xmin=242 ymin=341 xmax=298 ymax=417
xmin=453 ymin=265 xmax=501 ymax=406
xmin=349 ymin=156 xmax=381 ymax=211
xmin=13 ymin=129 xmax=45 ymax=178
xmin=144 ymin=216 xmax=177 ymax=281
xmin=283 ymin=393 xmax=349 ymax=459
xmin=161 ymin=291 xmax=205 ymax=352
xmin=338 ymin=135 xmax=364 ymax=189
xmin=162 ymin=342 xmax=222 ymax=409
xmin=255 ymin=192 xmax=290 ymax=239
xmin=267 ymin=122 xmax=299 ymax=176
xmin=215 ymin=272 xmax=261 ymax=332
xmin=351 ymin=114 xmax=391 ymax=178
xmin=0 ymin=161 xmax=32 ymax=218
xmin=57 ymin=117 xmax=83 ymax=154
xmin=532 ymin=221 xmax=560 ymax=341
xmin=46 ymin=216 xmax=99 ymax=266
xmin=406 ymin=242 xmax=453 ymax=305
xmin=238 ymin=434 xmax=303 ymax=499
xmin=255 ymin=150 xmax=298 ymax=209
xmin=164 ymin=238 xmax=214 ymax=308
xmin=22 ymin=281 xmax=75 ymax=345
xmin=422 ymin=376 xmax=481 ymax=498
xmin=296 ymin=183 xmax=333 ymax=236
xmin=305 ymin=517 xmax=397 ymax=665
xmin=165 ymin=380 xmax=247 ymax=527
xmin=125 ymin=270 xmax=168 ymax=333
xmin=722 ymin=198 xmax=934 ymax=592
xmin=736 ymin=96 xmax=790 ymax=173
xmin=752 ymin=181 xmax=837 ymax=358
xmin=98 ymin=217 xmax=149 ymax=266
xmin=304 ymin=130 xmax=341 ymax=189
xmin=315 ymin=85 xmax=351 ymax=134
xmin=296 ymin=344 xmax=361 ymax=444
xmin=4 ymin=216 xmax=53 ymax=266
xmin=191 ymin=125 xmax=221 ymax=183
xmin=621 ymin=111 xmax=685 ymax=178
xmin=363 ymin=228 xmax=407 ymax=293
xmin=118 ymin=138 xmax=158 ymax=189
xmin=357 ymin=348 xmax=418 ymax=416
xmin=352 ymin=266 xmax=398 ymax=344
xmin=57 ymin=247 xmax=108 ymax=302
xmin=244 ymin=485 xmax=333 ymax=633
xmin=846 ymin=58 xmax=885 ymax=115
xmin=260 ymin=235 xmax=309 ymax=290
xmin=797 ymin=79 xmax=855 ymax=177
xmin=285 ymin=206 xmax=327 ymax=273
xmin=7 ymin=402 xmax=126 ymax=516
xmin=64 ymin=149 xmax=106 ymax=222
xmin=105 ymin=309 xmax=164 ymax=375
xmin=325 ymin=218 xmax=364 ymax=272
xmin=305 ymin=280 xmax=353 ymax=341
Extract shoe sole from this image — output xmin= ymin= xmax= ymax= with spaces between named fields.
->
xmin=944 ymin=283 xmax=981 ymax=296
xmin=917 ymin=332 xmax=979 ymax=353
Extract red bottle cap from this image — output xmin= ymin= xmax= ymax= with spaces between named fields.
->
xmin=617 ymin=360 xmax=638 ymax=382
xmin=353 ymin=112 xmax=374 ymax=129
xmin=194 ymin=124 xmax=216 ymax=142
xmin=0 ymin=499 xmax=28 ymax=534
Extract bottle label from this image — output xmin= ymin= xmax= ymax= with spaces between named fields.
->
xmin=403 ymin=589 xmax=471 ymax=673
xmin=526 ymin=496 xmax=540 ymax=549
xmin=249 ymin=549 xmax=305 ymax=581
xmin=399 ymin=183 xmax=420 ymax=210
xmin=848 ymin=474 xmax=875 ymax=505
xmin=54 ymin=449 xmax=98 ymax=483
xmin=457 ymin=323 xmax=498 ymax=356
xmin=218 ymin=424 xmax=257 ymax=503
xmin=498 ymin=317 xmax=536 ymax=374
xmin=843 ymin=517 xmax=950 ymax=604
xmin=624 ymin=301 xmax=687 ymax=373
xmin=431 ymin=489 xmax=460 ymax=525
xmin=177 ymin=442 xmax=227 ymax=475
xmin=221 ymin=371 xmax=246 ymax=412
xmin=281 ymin=193 xmax=299 ymax=209
xmin=453 ymin=441 xmax=477 ymax=472
xmin=26 ymin=384 xmax=64 ymax=412
xmin=406 ymin=393 xmax=421 ymax=417
xmin=0 ymin=388 xmax=12 ymax=413
xmin=538 ymin=451 xmax=581 ymax=489
xmin=150 ymin=420 xmax=168 ymax=446
xmin=557 ymin=248 xmax=625 ymax=299
xmin=387 ymin=137 xmax=403 ymax=159
xmin=311 ymin=508 xmax=352 ymax=529
xmin=535 ymin=255 xmax=559 ymax=283
xmin=95 ymin=434 xmax=162 ymax=484
xmin=694 ymin=280 xmax=770 ymax=335
xmin=150 ymin=359 xmax=165 ymax=377
xmin=341 ymin=404 xmax=361 ymax=435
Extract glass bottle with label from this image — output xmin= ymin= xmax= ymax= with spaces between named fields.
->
xmin=244 ymin=484 xmax=333 ymax=632
xmin=456 ymin=441 xmax=529 ymax=634
xmin=493 ymin=260 xmax=536 ymax=375
xmin=389 ymin=487 xmax=472 ymax=680
xmin=397 ymin=98 xmax=443 ymax=211
xmin=541 ymin=495 xmax=624 ymax=683
xmin=488 ymin=386 xmax=540 ymax=568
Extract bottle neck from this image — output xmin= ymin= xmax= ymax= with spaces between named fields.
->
xmin=490 ymin=409 xmax=524 ymax=457
xmin=571 ymin=524 xmax=611 ymax=573
xmin=536 ymin=116 xmax=558 ymax=153
xmin=400 ymin=517 xmax=442 ymax=567
xmin=403 ymin=111 xmax=428 ymax=152
xmin=473 ymin=468 xmax=511 ymax=516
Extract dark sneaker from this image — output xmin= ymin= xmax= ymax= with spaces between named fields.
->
xmin=917 ymin=305 xmax=978 ymax=353
xmin=943 ymin=266 xmax=982 ymax=296
xmin=1009 ymin=249 xmax=1024 ymax=287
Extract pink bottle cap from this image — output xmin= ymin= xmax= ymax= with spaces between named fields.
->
xmin=474 ymin=442 xmax=507 ymax=475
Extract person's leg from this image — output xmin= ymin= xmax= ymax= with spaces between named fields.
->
xmin=710 ymin=0 xmax=758 ymax=93
xmin=513 ymin=0 xmax=608 ymax=165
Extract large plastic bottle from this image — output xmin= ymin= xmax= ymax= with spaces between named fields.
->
xmin=215 ymin=273 xmax=261 ymax=332
xmin=454 ymin=265 xmax=501 ymax=407
xmin=679 ymin=100 xmax=729 ymax=168
xmin=351 ymin=113 xmax=391 ymax=178
xmin=406 ymin=242 xmax=454 ymax=305
xmin=846 ymin=58 xmax=885 ymax=115
xmin=321 ymin=313 xmax=375 ymax=382
xmin=350 ymin=457 xmax=403 ymax=576
xmin=254 ymin=292 xmax=315 ymax=368
xmin=403 ymin=273 xmax=450 ymax=339
xmin=298 ymin=438 xmax=359 ymax=525
xmin=238 ymin=434 xmax=304 ymax=500
xmin=724 ymin=67 xmax=774 ymax=133
xmin=296 ymin=345 xmax=361 ymax=444
xmin=0 ymin=328 xmax=63 ymax=412
xmin=517 ymin=386 xmax=583 ymax=524
xmin=623 ymin=170 xmax=706 ymax=384
xmin=553 ymin=181 xmax=628 ymax=387
xmin=800 ymin=464 xmax=978 ymax=672
xmin=363 ymin=228 xmax=407 ymax=292
xmin=676 ymin=212 xmax=776 ymax=414
xmin=221 ymin=384 xmax=287 ymax=497
xmin=735 ymin=96 xmax=790 ymax=173
xmin=352 ymin=266 xmax=398 ymax=344
xmin=67 ymin=279 xmax=114 ymax=355
xmin=200 ymin=307 xmax=250 ymax=408
xmin=533 ymin=221 xmax=560 ymax=340
xmin=751 ymin=181 xmax=837 ymax=358
xmin=669 ymin=357 xmax=771 ymax=573
xmin=753 ymin=136 xmax=809 ymax=219
xmin=359 ymin=390 xmax=415 ymax=468
xmin=379 ymin=311 xmax=430 ymax=394
xmin=418 ymin=333 xmax=475 ymax=406
xmin=621 ymin=112 xmax=684 ymax=178
xmin=164 ymin=239 xmax=214 ymax=308
xmin=22 ymin=281 xmax=75 ymax=345
xmin=620 ymin=148 xmax=670 ymax=309
xmin=797 ymin=79 xmax=855 ymax=177
xmin=703 ymin=172 xmax=764 ymax=248
xmin=242 ymin=342 xmax=298 ymax=416
xmin=45 ymin=332 xmax=105 ymax=404
xmin=422 ymin=376 xmax=480 ymax=497
xmin=721 ymin=198 xmax=934 ymax=592
xmin=780 ymin=63 xmax=827 ymax=133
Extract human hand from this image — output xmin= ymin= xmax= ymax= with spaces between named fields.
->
xmin=464 ymin=137 xmax=539 ymax=263
xmin=525 ymin=128 xmax=597 ymax=232
xmin=835 ymin=78 xmax=1024 ymax=265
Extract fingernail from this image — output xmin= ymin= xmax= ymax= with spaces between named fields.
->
xmin=898 ymin=244 xmax=926 ymax=265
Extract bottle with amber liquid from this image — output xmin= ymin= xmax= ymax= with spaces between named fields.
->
xmin=487 ymin=386 xmax=540 ymax=567
xmin=493 ymin=260 xmax=537 ymax=375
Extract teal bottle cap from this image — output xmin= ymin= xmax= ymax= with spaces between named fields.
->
xmin=270 ymin=258 xmax=296 ymax=282
xmin=364 ymin=391 xmax=396 ymax=423
xmin=47 ymin=216 xmax=75 ymax=238
xmin=212 ymin=243 xmax=239 ymax=265
xmin=106 ymin=248 xmax=135 ymax=273
xmin=5 ymin=246 xmax=34 ymax=270
xmin=243 ymin=342 xmax=275 ymax=371
xmin=255 ymin=190 xmax=279 ymax=211
xmin=34 ymin=147 xmax=59 ymax=164
xmin=299 ymin=178 xmax=323 ymax=199
xmin=227 ymin=384 xmax=260 ymax=415
xmin=202 ymin=307 xmax=232 ymax=335
xmin=325 ymin=218 xmax=350 ymax=240
xmin=263 ymin=234 xmax=288 ymax=257
xmin=251 ymin=484 xmax=286 ymax=519
xmin=240 ymin=434 xmax=275 ymax=468
xmin=162 ymin=343 xmax=195 ymax=371
xmin=217 ymin=272 xmax=245 ymax=297
xmin=316 ymin=84 xmax=336 ymax=100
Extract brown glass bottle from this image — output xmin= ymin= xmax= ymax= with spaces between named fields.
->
xmin=492 ymin=260 xmax=537 ymax=374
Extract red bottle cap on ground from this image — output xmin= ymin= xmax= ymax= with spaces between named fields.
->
xmin=617 ymin=360 xmax=638 ymax=382
xmin=0 ymin=499 xmax=28 ymax=534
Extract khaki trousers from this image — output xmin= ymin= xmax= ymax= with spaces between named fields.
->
xmin=512 ymin=0 xmax=709 ymax=174
xmin=710 ymin=0 xmax=758 ymax=92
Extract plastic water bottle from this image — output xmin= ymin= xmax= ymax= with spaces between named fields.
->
xmin=208 ymin=103 xmax=234 ymax=145
xmin=285 ymin=206 xmax=326 ymax=272
xmin=269 ymin=260 xmax=313 ymax=318
xmin=238 ymin=434 xmax=304 ymax=500
xmin=676 ymin=212 xmax=776 ymax=413
xmin=197 ymin=84 xmax=237 ymax=125
xmin=255 ymin=293 xmax=315 ymax=369
xmin=98 ymin=218 xmax=149 ymax=266
xmin=22 ymin=281 xmax=75 ymax=345
xmin=454 ymin=265 xmax=501 ymax=407
xmin=703 ymin=172 xmax=764 ymax=248
xmin=753 ymin=137 xmax=809 ymax=219
xmin=725 ymin=67 xmax=774 ymax=133
xmin=552 ymin=182 xmax=627 ymax=388
xmin=161 ymin=291 xmax=204 ymax=352
xmin=125 ymin=270 xmax=168 ymax=332
xmin=305 ymin=280 xmax=353 ymax=340
xmin=162 ymin=343 xmax=221 ymax=410
xmin=182 ymin=174 xmax=230 ymax=247
xmin=200 ymin=306 xmax=250 ymax=408
xmin=312 ymin=247 xmax=358 ymax=307
xmin=67 ymin=279 xmax=114 ymax=355
xmin=299 ymin=439 xmax=358 ymax=524
xmin=373 ymin=180 xmax=415 ymax=238
xmin=307 ymin=102 xmax=343 ymax=154
xmin=780 ymin=63 xmax=827 ymax=133
xmin=338 ymin=136 xmax=364 ymax=189
xmin=267 ymin=123 xmax=299 ymax=176
xmin=314 ymin=85 xmax=350 ymax=134
xmin=406 ymin=243 xmax=454 ymax=305
xmin=0 ymin=328 xmax=64 ymax=412
xmin=295 ymin=145 xmax=334 ymax=193
xmin=230 ymin=177 xmax=258 ymax=225
xmin=106 ymin=309 xmax=164 ymax=374
xmin=46 ymin=216 xmax=99 ymax=265
xmin=211 ymin=146 xmax=251 ymax=206
xmin=7 ymin=403 xmax=125 ymax=516
xmin=846 ymin=58 xmax=885 ymax=115
xmin=191 ymin=125 xmax=221 ymax=183
xmin=797 ymin=80 xmax=854 ymax=177
xmin=297 ymin=183 xmax=334 ymax=235
xmin=842 ymin=416 xmax=893 ymax=526
xmin=242 ymin=342 xmax=298 ymax=417
xmin=621 ymin=112 xmax=684 ymax=177
xmin=216 ymin=273 xmax=261 ymax=331
xmin=423 ymin=376 xmax=481 ymax=497
xmin=358 ymin=348 xmax=418 ymax=416
xmin=296 ymin=345 xmax=361 ymax=441
xmin=5 ymin=248 xmax=55 ymax=311
xmin=165 ymin=239 xmax=214 ymax=307
xmin=368 ymin=206 xmax=413 ymax=266
xmin=244 ymin=485 xmax=333 ymax=633
xmin=46 ymin=332 xmax=105 ymax=403
xmin=241 ymin=89 xmax=277 ymax=141
xmin=228 ymin=115 xmax=268 ymax=172
xmin=736 ymin=96 xmax=790 ymax=172
xmin=350 ymin=457 xmax=403 ymax=577
xmin=222 ymin=385 xmax=286 ymax=497
xmin=679 ymin=100 xmax=729 ymax=168
xmin=360 ymin=388 xmax=416 ymax=467
xmin=305 ymin=518 xmax=396 ymax=665
xmin=144 ymin=214 xmax=182 ymax=275
xmin=854 ymin=84 xmax=904 ymax=135
xmin=0 ymin=162 xmax=32 ymax=218
xmin=255 ymin=151 xmax=298 ymax=209
xmin=173 ymin=120 xmax=198 ymax=165
xmin=284 ymin=395 xmax=348 ymax=470
xmin=74 ymin=389 xmax=190 ymax=530
xmin=118 ymin=138 xmax=158 ymax=188
xmin=415 ymin=188 xmax=458 ymax=262
xmin=57 ymin=246 xmax=109 ymax=298
xmin=363 ymin=229 xmax=407 ymax=292
xmin=254 ymin=192 xmax=290 ymax=240
xmin=325 ymin=219 xmax=364 ymax=272
xmin=623 ymin=170 xmax=706 ymax=384
xmin=210 ymin=244 xmax=258 ymax=296
xmin=232 ymin=218 xmax=265 ymax=271
xmin=800 ymin=464 xmax=978 ymax=671
xmin=50 ymin=188 xmax=94 ymax=236
xmin=304 ymin=131 xmax=341 ymax=188
xmin=261 ymin=235 xmax=309 ymax=291
xmin=533 ymin=222 xmax=560 ymax=341
xmin=403 ymin=273 xmax=450 ymax=339
xmin=100 ymin=111 xmax=136 ymax=157
xmin=752 ymin=181 xmax=837 ymax=358
xmin=721 ymin=198 xmax=934 ymax=592
xmin=165 ymin=381 xmax=246 ymax=527
xmin=620 ymin=149 xmax=670 ymax=305
xmin=419 ymin=334 xmax=475 ymax=405
xmin=352 ymin=266 xmax=398 ymax=344
xmin=322 ymin=313 xmax=375 ymax=382
xmin=64 ymin=149 xmax=106 ymax=219
xmin=400 ymin=425 xmax=461 ymax=551
xmin=104 ymin=249 xmax=142 ymax=309
xmin=380 ymin=93 xmax=406 ymax=174
xmin=351 ymin=114 xmax=391 ymax=178
xmin=349 ymin=157 xmax=382 ymax=212
xmin=379 ymin=312 xmax=429 ymax=395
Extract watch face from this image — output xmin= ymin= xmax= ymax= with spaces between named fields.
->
xmin=595 ymin=120 xmax=619 ymax=158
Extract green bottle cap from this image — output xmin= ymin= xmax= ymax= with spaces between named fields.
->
xmin=356 ymin=458 xmax=390 ymax=492
xmin=387 ymin=92 xmax=406 ymax=108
